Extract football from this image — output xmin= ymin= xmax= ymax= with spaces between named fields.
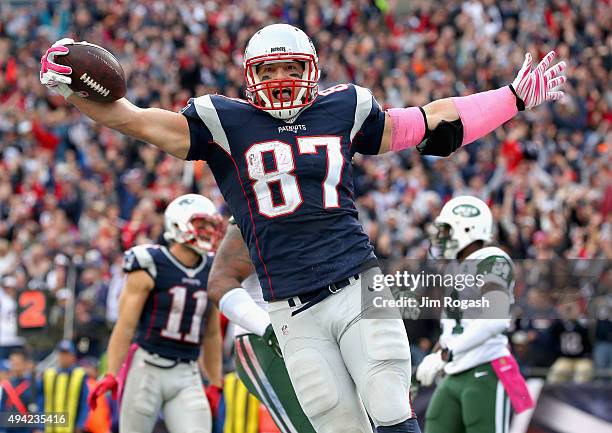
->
xmin=55 ymin=42 xmax=126 ymax=102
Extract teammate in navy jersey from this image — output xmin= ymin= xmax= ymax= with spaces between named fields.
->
xmin=42 ymin=23 xmax=566 ymax=433
xmin=87 ymin=194 xmax=224 ymax=433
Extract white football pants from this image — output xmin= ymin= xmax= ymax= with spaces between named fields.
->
xmin=268 ymin=268 xmax=414 ymax=433
xmin=120 ymin=347 xmax=212 ymax=433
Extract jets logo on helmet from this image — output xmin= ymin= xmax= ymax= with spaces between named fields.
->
xmin=431 ymin=196 xmax=493 ymax=259
xmin=163 ymin=194 xmax=224 ymax=254
xmin=244 ymin=24 xmax=319 ymax=121
xmin=452 ymin=204 xmax=481 ymax=218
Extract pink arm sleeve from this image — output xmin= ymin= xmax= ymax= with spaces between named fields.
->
xmin=452 ymin=86 xmax=518 ymax=146
xmin=387 ymin=106 xmax=427 ymax=152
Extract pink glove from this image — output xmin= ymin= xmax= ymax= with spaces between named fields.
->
xmin=40 ymin=38 xmax=75 ymax=99
xmin=88 ymin=373 xmax=118 ymax=410
xmin=511 ymin=50 xmax=566 ymax=110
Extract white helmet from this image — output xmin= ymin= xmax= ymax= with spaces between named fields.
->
xmin=163 ymin=194 xmax=223 ymax=254
xmin=432 ymin=196 xmax=493 ymax=259
xmin=244 ymin=24 xmax=319 ymax=121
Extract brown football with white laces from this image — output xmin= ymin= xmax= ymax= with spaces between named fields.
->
xmin=55 ymin=42 xmax=126 ymax=102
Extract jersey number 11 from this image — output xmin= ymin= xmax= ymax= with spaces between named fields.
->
xmin=161 ymin=287 xmax=208 ymax=343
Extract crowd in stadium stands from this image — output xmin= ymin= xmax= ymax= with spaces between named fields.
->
xmin=0 ymin=0 xmax=610 ymax=397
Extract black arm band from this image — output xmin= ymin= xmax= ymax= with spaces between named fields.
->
xmin=508 ymin=84 xmax=526 ymax=111
xmin=416 ymin=118 xmax=464 ymax=157
xmin=418 ymin=106 xmax=431 ymax=139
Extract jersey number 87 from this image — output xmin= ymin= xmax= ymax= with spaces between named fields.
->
xmin=245 ymin=136 xmax=343 ymax=218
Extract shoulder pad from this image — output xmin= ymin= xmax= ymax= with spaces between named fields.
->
xmin=317 ymin=84 xmax=377 ymax=139
xmin=208 ymin=94 xmax=255 ymax=128
xmin=123 ymin=245 xmax=158 ymax=279
xmin=350 ymin=85 xmax=378 ymax=142
xmin=318 ymin=83 xmax=352 ymax=99
xmin=188 ymin=95 xmax=255 ymax=155
xmin=473 ymin=247 xmax=515 ymax=292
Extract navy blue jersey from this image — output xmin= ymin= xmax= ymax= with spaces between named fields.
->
xmin=181 ymin=84 xmax=385 ymax=301
xmin=123 ymin=244 xmax=213 ymax=361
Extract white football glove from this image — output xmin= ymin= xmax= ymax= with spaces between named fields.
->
xmin=40 ymin=38 xmax=75 ymax=99
xmin=511 ymin=50 xmax=566 ymax=110
xmin=416 ymin=351 xmax=446 ymax=386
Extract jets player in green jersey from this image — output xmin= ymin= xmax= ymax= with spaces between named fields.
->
xmin=417 ymin=196 xmax=532 ymax=433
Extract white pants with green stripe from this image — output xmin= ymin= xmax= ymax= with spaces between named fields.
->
xmin=234 ymin=333 xmax=316 ymax=433
xmin=425 ymin=362 xmax=510 ymax=433
xmin=267 ymin=268 xmax=415 ymax=433
xmin=120 ymin=347 xmax=212 ymax=433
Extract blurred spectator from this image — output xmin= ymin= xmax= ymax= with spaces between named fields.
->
xmin=0 ymin=276 xmax=25 ymax=360
xmin=81 ymin=358 xmax=115 ymax=433
xmin=0 ymin=238 xmax=17 ymax=276
xmin=73 ymin=297 xmax=108 ymax=360
xmin=405 ymin=318 xmax=439 ymax=367
xmin=0 ymin=350 xmax=38 ymax=433
xmin=547 ymin=295 xmax=593 ymax=383
xmin=0 ymin=359 xmax=9 ymax=382
xmin=513 ymin=287 xmax=557 ymax=367
xmin=510 ymin=331 xmax=533 ymax=376
xmin=593 ymin=296 xmax=612 ymax=377
xmin=39 ymin=341 xmax=89 ymax=433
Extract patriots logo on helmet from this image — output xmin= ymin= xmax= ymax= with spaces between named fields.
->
xmin=178 ymin=198 xmax=195 ymax=206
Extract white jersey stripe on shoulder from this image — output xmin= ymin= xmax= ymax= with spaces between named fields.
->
xmin=350 ymin=85 xmax=374 ymax=142
xmin=131 ymin=246 xmax=157 ymax=279
xmin=192 ymin=95 xmax=231 ymax=155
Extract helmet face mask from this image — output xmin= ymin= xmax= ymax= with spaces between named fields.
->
xmin=430 ymin=196 xmax=493 ymax=260
xmin=244 ymin=24 xmax=319 ymax=121
xmin=182 ymin=214 xmax=224 ymax=254
xmin=430 ymin=222 xmax=459 ymax=259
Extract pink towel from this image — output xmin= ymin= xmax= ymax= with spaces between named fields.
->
xmin=117 ymin=343 xmax=139 ymax=405
xmin=491 ymin=355 xmax=534 ymax=414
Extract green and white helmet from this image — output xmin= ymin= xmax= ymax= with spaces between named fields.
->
xmin=432 ymin=195 xmax=493 ymax=259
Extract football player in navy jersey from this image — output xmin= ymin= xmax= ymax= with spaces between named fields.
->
xmin=87 ymin=194 xmax=224 ymax=433
xmin=42 ymin=24 xmax=566 ymax=433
